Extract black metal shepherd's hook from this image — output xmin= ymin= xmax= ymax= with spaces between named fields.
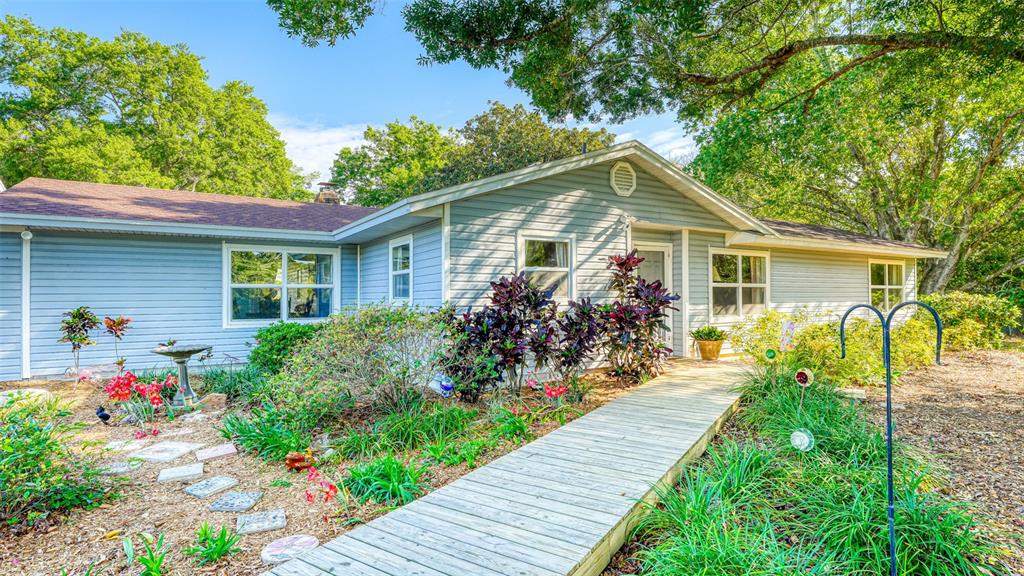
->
xmin=839 ymin=301 xmax=942 ymax=576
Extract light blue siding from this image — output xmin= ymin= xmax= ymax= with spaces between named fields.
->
xmin=358 ymin=222 xmax=443 ymax=307
xmin=0 ymin=233 xmax=21 ymax=380
xmin=341 ymin=245 xmax=358 ymax=306
xmin=449 ymin=161 xmax=733 ymax=311
xmin=22 ymin=233 xmax=340 ymax=378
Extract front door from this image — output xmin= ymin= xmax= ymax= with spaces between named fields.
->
xmin=633 ymin=244 xmax=673 ymax=349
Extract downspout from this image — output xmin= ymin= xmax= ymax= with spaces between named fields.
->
xmin=20 ymin=230 xmax=31 ymax=378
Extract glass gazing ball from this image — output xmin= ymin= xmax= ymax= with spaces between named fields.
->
xmin=765 ymin=349 xmax=777 ymax=361
xmin=790 ymin=428 xmax=815 ymax=452
xmin=794 ymin=368 xmax=814 ymax=387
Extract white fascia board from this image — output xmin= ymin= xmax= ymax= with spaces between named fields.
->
xmin=728 ymin=231 xmax=947 ymax=259
xmin=0 ymin=212 xmax=338 ymax=242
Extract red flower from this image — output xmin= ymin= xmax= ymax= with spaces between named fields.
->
xmin=544 ymin=383 xmax=567 ymax=399
xmin=150 ymin=429 xmax=160 ymax=436
xmin=304 ymin=490 xmax=315 ymax=503
xmin=133 ymin=429 xmax=147 ymax=440
xmin=323 ymin=483 xmax=338 ymax=503
xmin=104 ymin=371 xmax=139 ymax=402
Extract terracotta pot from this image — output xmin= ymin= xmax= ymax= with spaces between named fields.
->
xmin=696 ymin=339 xmax=725 ymax=361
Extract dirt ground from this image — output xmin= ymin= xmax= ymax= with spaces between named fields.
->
xmin=0 ymin=372 xmax=639 ymax=576
xmin=866 ymin=349 xmax=1024 ymax=572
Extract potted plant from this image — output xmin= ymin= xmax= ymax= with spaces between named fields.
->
xmin=690 ymin=326 xmax=727 ymax=361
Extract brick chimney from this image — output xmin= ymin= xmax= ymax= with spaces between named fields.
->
xmin=314 ymin=182 xmax=340 ymax=204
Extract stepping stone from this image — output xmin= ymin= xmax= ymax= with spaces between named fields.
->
xmin=195 ymin=442 xmax=237 ymax=462
xmin=261 ymin=534 xmax=319 ymax=564
xmin=237 ymin=509 xmax=287 ymax=535
xmin=184 ymin=475 xmax=238 ymax=498
xmin=180 ymin=411 xmax=209 ymax=422
xmin=99 ymin=460 xmax=142 ymax=476
xmin=157 ymin=462 xmax=204 ymax=483
xmin=208 ymin=491 xmax=262 ymax=512
xmin=128 ymin=441 xmax=203 ymax=462
xmin=106 ymin=439 xmax=148 ymax=452
xmin=160 ymin=427 xmax=195 ymax=438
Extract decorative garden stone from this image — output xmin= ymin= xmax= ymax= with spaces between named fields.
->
xmin=99 ymin=460 xmax=142 ymax=475
xmin=157 ymin=462 xmax=204 ymax=483
xmin=261 ymin=534 xmax=319 ymax=564
xmin=106 ymin=439 xmax=148 ymax=452
xmin=128 ymin=441 xmax=203 ymax=462
xmin=208 ymin=491 xmax=263 ymax=512
xmin=195 ymin=442 xmax=237 ymax=462
xmin=184 ymin=475 xmax=238 ymax=498
xmin=237 ymin=509 xmax=287 ymax=535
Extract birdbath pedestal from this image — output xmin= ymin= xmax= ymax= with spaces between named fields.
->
xmin=152 ymin=344 xmax=212 ymax=408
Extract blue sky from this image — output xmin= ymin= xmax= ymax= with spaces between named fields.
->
xmin=1 ymin=0 xmax=697 ymax=181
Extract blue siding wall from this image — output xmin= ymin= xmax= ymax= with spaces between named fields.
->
xmin=0 ymin=233 xmax=21 ymax=380
xmin=358 ymin=222 xmax=442 ymax=307
xmin=22 ymin=233 xmax=341 ymax=378
xmin=341 ymin=244 xmax=358 ymax=306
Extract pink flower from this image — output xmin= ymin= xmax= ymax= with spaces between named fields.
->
xmin=133 ymin=429 xmax=147 ymax=440
xmin=304 ymin=490 xmax=315 ymax=504
xmin=78 ymin=368 xmax=93 ymax=382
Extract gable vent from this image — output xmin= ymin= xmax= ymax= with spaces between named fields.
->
xmin=610 ymin=161 xmax=636 ymax=197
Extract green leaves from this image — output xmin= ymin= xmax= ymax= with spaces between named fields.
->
xmin=330 ymin=101 xmax=615 ymax=206
xmin=0 ymin=16 xmax=310 ymax=199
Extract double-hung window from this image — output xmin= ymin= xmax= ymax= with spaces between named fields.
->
xmin=225 ymin=245 xmax=337 ymax=326
xmin=520 ymin=236 xmax=572 ymax=300
xmin=710 ymin=249 xmax=769 ymax=318
xmin=389 ymin=235 xmax=413 ymax=303
xmin=869 ymin=260 xmax=905 ymax=311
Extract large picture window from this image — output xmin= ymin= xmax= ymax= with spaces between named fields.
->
xmin=225 ymin=245 xmax=337 ymax=326
xmin=710 ymin=249 xmax=769 ymax=318
xmin=869 ymin=260 xmax=905 ymax=311
xmin=390 ymin=235 xmax=413 ymax=303
xmin=521 ymin=236 xmax=572 ymax=300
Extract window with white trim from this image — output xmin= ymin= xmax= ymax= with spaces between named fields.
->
xmin=711 ymin=250 xmax=768 ymax=318
xmin=227 ymin=247 xmax=335 ymax=325
xmin=869 ymin=260 xmax=904 ymax=311
xmin=521 ymin=237 xmax=572 ymax=300
xmin=390 ymin=235 xmax=412 ymax=302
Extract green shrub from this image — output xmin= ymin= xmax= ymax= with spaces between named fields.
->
xmin=344 ymin=455 xmax=426 ymax=505
xmin=423 ymin=437 xmax=494 ymax=468
xmin=730 ymin=309 xmax=935 ymax=387
xmin=489 ymin=405 xmax=532 ymax=443
xmin=248 ymin=321 xmax=323 ymax=375
xmin=1 ymin=397 xmax=114 ymax=526
xmin=219 ymin=405 xmax=312 ymax=461
xmin=281 ymin=304 xmax=444 ymax=412
xmin=919 ymin=291 xmax=1022 ymax=349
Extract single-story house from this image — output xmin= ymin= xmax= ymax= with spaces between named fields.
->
xmin=0 ymin=141 xmax=945 ymax=380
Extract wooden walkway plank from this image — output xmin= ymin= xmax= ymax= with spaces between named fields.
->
xmin=278 ymin=361 xmax=746 ymax=576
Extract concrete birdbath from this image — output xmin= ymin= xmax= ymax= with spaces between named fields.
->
xmin=152 ymin=344 xmax=212 ymax=408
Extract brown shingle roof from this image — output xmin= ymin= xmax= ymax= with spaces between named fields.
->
xmin=763 ymin=218 xmax=932 ymax=251
xmin=0 ymin=178 xmax=377 ymax=232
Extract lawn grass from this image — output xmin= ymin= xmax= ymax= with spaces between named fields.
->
xmin=633 ymin=361 xmax=1009 ymax=576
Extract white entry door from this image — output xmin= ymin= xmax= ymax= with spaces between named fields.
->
xmin=633 ymin=243 xmax=673 ymax=349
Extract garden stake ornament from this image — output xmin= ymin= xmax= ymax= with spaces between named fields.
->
xmin=839 ymin=301 xmax=942 ymax=576
xmin=789 ymin=367 xmax=815 ymax=452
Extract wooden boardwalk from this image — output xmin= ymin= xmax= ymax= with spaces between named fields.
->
xmin=267 ymin=361 xmax=747 ymax=576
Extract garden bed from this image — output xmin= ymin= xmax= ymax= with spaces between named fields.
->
xmin=0 ymin=370 xmax=636 ymax=576
xmin=600 ymin=353 xmax=1018 ymax=576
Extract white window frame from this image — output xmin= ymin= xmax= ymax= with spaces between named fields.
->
xmin=389 ymin=234 xmax=414 ymax=304
xmin=516 ymin=231 xmax=576 ymax=302
xmin=868 ymin=259 xmax=905 ymax=311
xmin=222 ymin=243 xmax=341 ymax=329
xmin=708 ymin=247 xmax=771 ymax=321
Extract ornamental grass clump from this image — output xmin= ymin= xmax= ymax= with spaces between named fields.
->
xmin=636 ymin=362 xmax=1009 ymax=576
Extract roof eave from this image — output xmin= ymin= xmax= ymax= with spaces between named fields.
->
xmin=728 ymin=231 xmax=947 ymax=258
xmin=0 ymin=212 xmax=339 ymax=243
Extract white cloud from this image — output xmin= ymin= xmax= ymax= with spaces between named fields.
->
xmin=641 ymin=127 xmax=698 ymax=163
xmin=269 ymin=114 xmax=368 ymax=187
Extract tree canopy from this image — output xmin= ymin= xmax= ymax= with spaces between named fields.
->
xmin=691 ymin=56 xmax=1024 ymax=293
xmin=270 ymin=1 xmax=1024 ymax=124
xmin=0 ymin=16 xmax=310 ymax=199
xmin=330 ymin=102 xmax=615 ymax=207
